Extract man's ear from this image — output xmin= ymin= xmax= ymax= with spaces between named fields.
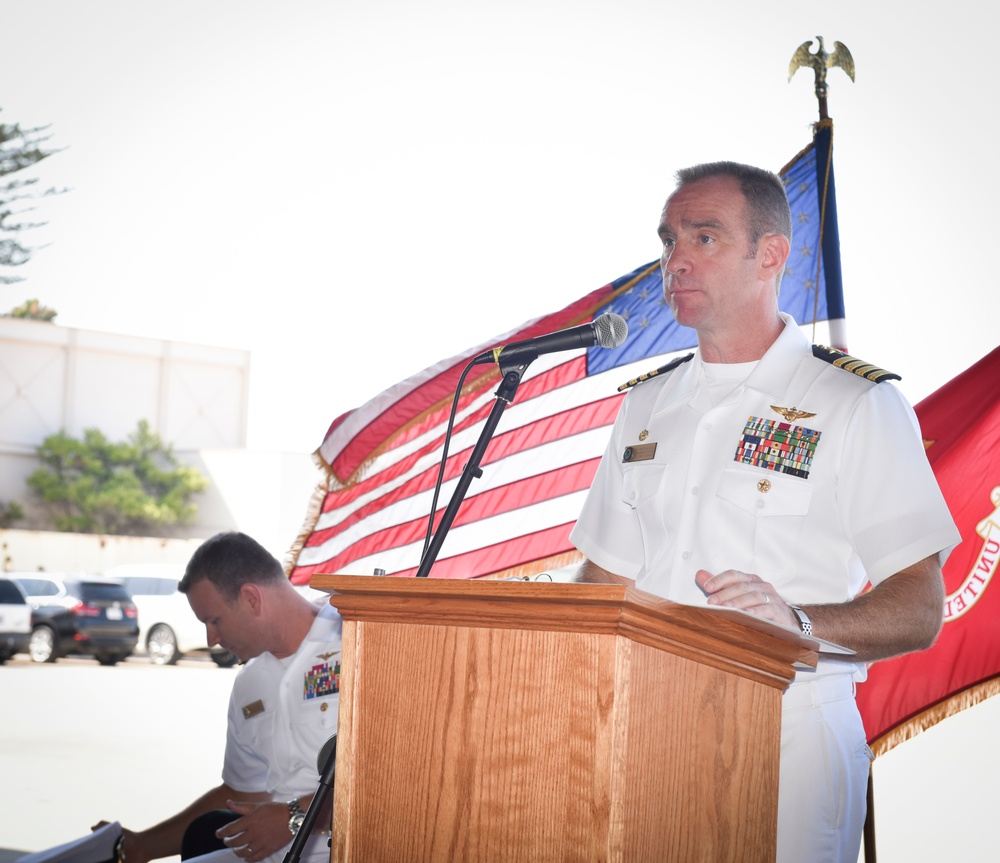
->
xmin=759 ymin=233 xmax=790 ymax=280
xmin=240 ymin=583 xmax=264 ymax=616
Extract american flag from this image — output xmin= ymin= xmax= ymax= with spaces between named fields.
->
xmin=288 ymin=129 xmax=844 ymax=582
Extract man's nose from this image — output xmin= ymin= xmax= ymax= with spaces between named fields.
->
xmin=662 ymin=245 xmax=689 ymax=276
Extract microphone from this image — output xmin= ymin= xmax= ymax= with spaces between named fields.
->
xmin=473 ymin=312 xmax=628 ymax=366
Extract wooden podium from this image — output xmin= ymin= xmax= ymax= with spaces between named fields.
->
xmin=311 ymin=575 xmax=819 ymax=863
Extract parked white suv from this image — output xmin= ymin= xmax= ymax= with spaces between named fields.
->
xmin=105 ymin=564 xmax=238 ymax=667
xmin=0 ymin=576 xmax=31 ymax=663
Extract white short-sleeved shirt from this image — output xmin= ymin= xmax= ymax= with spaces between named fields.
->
xmin=571 ymin=314 xmax=960 ymax=677
xmin=221 ymin=600 xmax=342 ymax=863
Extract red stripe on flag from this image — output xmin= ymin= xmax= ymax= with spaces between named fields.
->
xmin=317 ymin=355 xmax=590 ymax=515
xmin=320 ymin=287 xmax=614 ymax=482
xmin=391 ymin=522 xmax=579 ymax=580
xmin=315 ymin=458 xmax=601 ymax=573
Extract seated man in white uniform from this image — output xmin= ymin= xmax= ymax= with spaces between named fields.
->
xmin=96 ymin=531 xmax=342 ymax=863
xmin=571 ymin=161 xmax=960 ymax=863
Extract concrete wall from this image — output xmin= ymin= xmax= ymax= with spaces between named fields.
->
xmin=0 ymin=316 xmax=252 ymax=527
xmin=0 ymin=318 xmax=326 ymax=570
xmin=0 ymin=529 xmax=204 ymax=574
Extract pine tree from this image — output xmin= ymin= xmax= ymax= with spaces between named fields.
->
xmin=1 ymin=109 xmax=60 ymax=286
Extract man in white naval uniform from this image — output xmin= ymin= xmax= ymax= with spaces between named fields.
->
xmin=99 ymin=532 xmax=342 ymax=863
xmin=571 ymin=162 xmax=960 ymax=863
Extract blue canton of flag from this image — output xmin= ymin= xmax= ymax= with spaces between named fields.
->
xmin=589 ymin=262 xmax=697 ymax=375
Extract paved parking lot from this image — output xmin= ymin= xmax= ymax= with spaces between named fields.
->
xmin=0 ymin=654 xmax=236 ymax=863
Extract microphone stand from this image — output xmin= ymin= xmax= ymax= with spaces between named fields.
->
xmin=416 ymin=363 xmax=529 ymax=578
xmin=282 ymin=735 xmax=337 ymax=863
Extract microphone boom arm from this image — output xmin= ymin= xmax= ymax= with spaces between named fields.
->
xmin=415 ymin=364 xmax=527 ymax=578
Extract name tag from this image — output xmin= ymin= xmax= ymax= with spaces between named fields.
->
xmin=622 ymin=442 xmax=657 ymax=463
xmin=242 ymin=699 xmax=265 ymax=719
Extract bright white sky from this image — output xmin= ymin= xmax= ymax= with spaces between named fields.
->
xmin=2 ymin=3 xmax=999 ymax=856
xmin=3 ymin=0 xmax=997 ymax=457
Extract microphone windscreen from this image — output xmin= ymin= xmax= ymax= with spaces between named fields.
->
xmin=593 ymin=312 xmax=628 ymax=349
xmin=316 ymin=734 xmax=337 ymax=773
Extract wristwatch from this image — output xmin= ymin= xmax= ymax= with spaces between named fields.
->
xmin=788 ymin=605 xmax=813 ymax=637
xmin=287 ymin=797 xmax=306 ymax=836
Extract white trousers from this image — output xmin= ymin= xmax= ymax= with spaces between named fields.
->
xmin=777 ymin=675 xmax=873 ymax=863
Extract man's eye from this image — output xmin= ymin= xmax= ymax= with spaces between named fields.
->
xmin=699 ymin=234 xmax=713 ymax=244
xmin=661 ymin=238 xmax=675 ymax=249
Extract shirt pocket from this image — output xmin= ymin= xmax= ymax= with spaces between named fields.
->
xmin=716 ymin=466 xmax=813 ymax=571
xmin=621 ymin=459 xmax=673 ymax=550
xmin=716 ymin=466 xmax=813 ymax=517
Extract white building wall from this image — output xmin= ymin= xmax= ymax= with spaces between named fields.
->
xmin=0 ymin=316 xmax=250 ymax=454
xmin=0 ymin=318 xmax=324 ymax=571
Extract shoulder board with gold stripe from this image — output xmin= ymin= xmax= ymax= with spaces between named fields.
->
xmin=617 ymin=353 xmax=694 ymax=392
xmin=812 ymin=345 xmax=901 ymax=383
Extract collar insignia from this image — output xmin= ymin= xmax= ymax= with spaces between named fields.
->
xmin=771 ymin=405 xmax=816 ymax=422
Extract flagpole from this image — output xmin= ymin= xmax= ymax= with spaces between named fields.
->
xmin=864 ymin=769 xmax=877 ymax=863
xmin=788 ymin=36 xmax=854 ymax=353
xmin=790 ymin=36 xmax=873 ymax=860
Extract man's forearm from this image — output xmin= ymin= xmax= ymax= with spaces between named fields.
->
xmin=801 ymin=555 xmax=945 ymax=663
xmin=128 ymin=784 xmax=266 ymax=862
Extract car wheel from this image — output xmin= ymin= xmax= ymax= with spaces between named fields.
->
xmin=147 ymin=624 xmax=180 ymax=666
xmin=211 ymin=649 xmax=239 ymax=668
xmin=29 ymin=625 xmax=58 ymax=663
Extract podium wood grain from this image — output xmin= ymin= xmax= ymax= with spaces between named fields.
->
xmin=312 ymin=575 xmax=816 ymax=863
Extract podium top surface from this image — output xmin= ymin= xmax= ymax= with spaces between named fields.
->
xmin=311 ymin=573 xmax=832 ymax=688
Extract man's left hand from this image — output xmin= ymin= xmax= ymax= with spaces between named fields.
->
xmin=216 ymin=800 xmax=290 ymax=862
xmin=695 ymin=568 xmax=798 ymax=629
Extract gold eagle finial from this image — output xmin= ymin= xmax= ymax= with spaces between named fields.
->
xmin=789 ymin=36 xmax=855 ymax=120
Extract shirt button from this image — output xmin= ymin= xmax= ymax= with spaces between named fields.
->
xmin=755 ymin=499 xmax=765 ymax=510
xmin=691 ymin=486 xmax=699 ymax=495
xmin=682 ymin=550 xmax=691 ymax=560
xmin=704 ymin=423 xmax=713 ymax=431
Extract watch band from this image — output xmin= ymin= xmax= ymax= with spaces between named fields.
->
xmin=287 ymin=797 xmax=306 ymax=835
xmin=789 ymin=605 xmax=813 ymax=637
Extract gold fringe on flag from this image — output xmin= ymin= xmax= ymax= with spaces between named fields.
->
xmin=284 ymin=459 xmax=330 ymax=578
xmin=869 ymin=678 xmax=1000 ymax=758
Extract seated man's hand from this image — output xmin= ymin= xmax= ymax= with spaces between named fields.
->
xmin=216 ymin=800 xmax=292 ymax=863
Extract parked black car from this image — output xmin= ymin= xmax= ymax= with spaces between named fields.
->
xmin=12 ymin=574 xmax=140 ymax=665
xmin=0 ymin=576 xmax=32 ymax=663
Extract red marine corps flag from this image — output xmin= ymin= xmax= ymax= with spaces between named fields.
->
xmin=855 ymin=344 xmax=1000 ymax=753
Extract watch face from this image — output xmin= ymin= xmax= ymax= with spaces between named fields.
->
xmin=290 ymin=813 xmax=306 ymax=834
